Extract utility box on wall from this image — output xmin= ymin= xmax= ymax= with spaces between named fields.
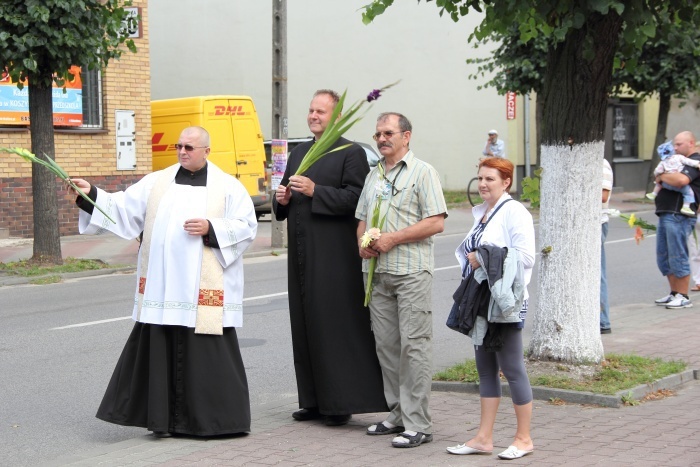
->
xmin=116 ymin=110 xmax=137 ymax=170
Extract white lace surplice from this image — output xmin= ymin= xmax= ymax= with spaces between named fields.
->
xmin=78 ymin=164 xmax=257 ymax=328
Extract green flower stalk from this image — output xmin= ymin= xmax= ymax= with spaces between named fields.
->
xmin=293 ymin=81 xmax=399 ymax=176
xmin=1 ymin=147 xmax=116 ymax=223
xmin=362 ymin=162 xmax=390 ymax=306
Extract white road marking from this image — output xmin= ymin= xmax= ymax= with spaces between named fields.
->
xmin=50 ymin=291 xmax=290 ymax=330
xmin=50 ymin=316 xmax=131 ymax=330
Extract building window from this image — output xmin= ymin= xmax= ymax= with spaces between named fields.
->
xmin=610 ymin=100 xmax=639 ymax=159
xmin=80 ymin=67 xmax=103 ymax=129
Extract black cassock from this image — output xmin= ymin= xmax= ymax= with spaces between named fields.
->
xmin=273 ymin=137 xmax=388 ymax=415
xmin=95 ymin=166 xmax=250 ymax=436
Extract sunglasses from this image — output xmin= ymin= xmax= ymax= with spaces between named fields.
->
xmin=175 ymin=144 xmax=208 ymax=152
xmin=372 ymin=130 xmax=406 ymax=141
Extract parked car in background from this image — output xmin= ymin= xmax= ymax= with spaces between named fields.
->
xmin=256 ymin=138 xmax=380 ymax=218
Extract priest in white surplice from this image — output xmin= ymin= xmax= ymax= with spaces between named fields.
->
xmin=71 ymin=126 xmax=257 ymax=437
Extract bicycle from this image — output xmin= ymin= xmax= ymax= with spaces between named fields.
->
xmin=466 ymin=176 xmax=479 ymax=207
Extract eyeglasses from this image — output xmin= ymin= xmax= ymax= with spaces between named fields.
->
xmin=372 ymin=130 xmax=406 ymax=141
xmin=175 ymin=144 xmax=208 ymax=152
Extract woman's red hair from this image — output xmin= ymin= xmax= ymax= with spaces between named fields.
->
xmin=479 ymin=157 xmax=514 ymax=190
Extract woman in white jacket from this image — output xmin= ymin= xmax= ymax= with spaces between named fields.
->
xmin=447 ymin=157 xmax=536 ymax=460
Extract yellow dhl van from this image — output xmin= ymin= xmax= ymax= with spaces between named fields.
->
xmin=151 ymin=95 xmax=269 ymax=212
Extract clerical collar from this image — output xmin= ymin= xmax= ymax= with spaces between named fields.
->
xmin=185 ymin=162 xmax=207 ymax=177
xmin=176 ymin=162 xmax=208 ymax=186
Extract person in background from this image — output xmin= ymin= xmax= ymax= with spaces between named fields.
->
xmin=601 ymin=158 xmax=614 ymax=334
xmin=653 ymin=131 xmax=700 ymax=309
xmin=273 ymin=89 xmax=387 ymax=427
xmin=71 ymin=126 xmax=257 ymax=437
xmin=482 ymin=129 xmax=505 ymax=158
xmin=689 ymin=142 xmax=700 ymax=292
xmin=646 ymin=140 xmax=700 ymax=216
xmin=446 ymin=157 xmax=536 ymax=460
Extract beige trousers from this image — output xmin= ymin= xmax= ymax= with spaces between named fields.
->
xmin=366 ymin=271 xmax=433 ymax=433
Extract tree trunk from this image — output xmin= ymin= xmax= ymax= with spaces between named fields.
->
xmin=645 ymin=92 xmax=671 ymax=193
xmin=28 ymin=78 xmax=62 ymax=264
xmin=528 ymin=13 xmax=623 ymax=363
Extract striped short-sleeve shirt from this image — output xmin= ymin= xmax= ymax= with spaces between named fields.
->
xmin=356 ymin=150 xmax=447 ymax=275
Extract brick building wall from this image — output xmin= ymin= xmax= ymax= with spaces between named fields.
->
xmin=0 ymin=0 xmax=151 ymax=238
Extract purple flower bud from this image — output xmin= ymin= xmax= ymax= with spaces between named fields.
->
xmin=367 ymin=89 xmax=382 ymax=102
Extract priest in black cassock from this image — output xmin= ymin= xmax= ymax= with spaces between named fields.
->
xmin=273 ymin=90 xmax=388 ymax=426
xmin=72 ymin=126 xmax=257 ymax=437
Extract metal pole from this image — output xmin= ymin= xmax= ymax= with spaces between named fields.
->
xmin=524 ymin=93 xmax=531 ymax=178
xmin=271 ymin=0 xmax=287 ymax=248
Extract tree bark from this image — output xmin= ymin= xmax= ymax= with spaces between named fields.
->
xmin=528 ymin=13 xmax=623 ymax=363
xmin=646 ymin=92 xmax=671 ymax=193
xmin=28 ymin=77 xmax=62 ymax=264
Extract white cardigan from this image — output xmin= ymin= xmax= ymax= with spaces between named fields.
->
xmin=455 ymin=193 xmax=536 ymax=299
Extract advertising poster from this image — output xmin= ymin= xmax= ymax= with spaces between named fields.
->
xmin=271 ymin=139 xmax=288 ymax=191
xmin=0 ymin=65 xmax=83 ymax=126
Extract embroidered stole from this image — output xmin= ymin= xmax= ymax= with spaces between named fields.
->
xmin=137 ymin=164 xmax=226 ymax=335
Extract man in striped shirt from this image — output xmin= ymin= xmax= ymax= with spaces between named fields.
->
xmin=357 ymin=112 xmax=448 ymax=449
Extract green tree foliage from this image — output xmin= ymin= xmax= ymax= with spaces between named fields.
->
xmin=0 ymin=0 xmax=137 ymax=263
xmin=362 ymin=0 xmax=698 ymax=144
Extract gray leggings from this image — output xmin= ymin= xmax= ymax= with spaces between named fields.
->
xmin=474 ymin=326 xmax=533 ymax=405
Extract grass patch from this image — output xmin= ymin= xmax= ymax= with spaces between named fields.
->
xmin=30 ymin=275 xmax=62 ymax=285
xmin=434 ymin=354 xmax=686 ymax=395
xmin=434 ymin=359 xmax=480 ymax=383
xmin=443 ymin=190 xmax=469 ymax=207
xmin=0 ymin=257 xmax=109 ymax=277
xmin=443 ymin=189 xmax=484 ymax=208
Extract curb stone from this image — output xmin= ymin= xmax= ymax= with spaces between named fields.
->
xmin=0 ymin=267 xmax=136 ymax=287
xmin=431 ymin=368 xmax=699 ymax=408
xmin=616 ymin=368 xmax=698 ymax=404
xmin=0 ymin=249 xmax=287 ymax=287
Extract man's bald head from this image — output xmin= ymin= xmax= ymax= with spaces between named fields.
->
xmin=674 ymin=131 xmax=697 ymax=157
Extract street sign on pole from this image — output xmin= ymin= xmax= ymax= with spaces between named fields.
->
xmin=271 ymin=0 xmax=287 ymax=248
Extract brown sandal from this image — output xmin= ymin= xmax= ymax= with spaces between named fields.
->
xmin=691 ymin=285 xmax=700 ymax=292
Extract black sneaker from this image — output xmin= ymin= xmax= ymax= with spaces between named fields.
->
xmin=600 ymin=328 xmax=612 ymax=334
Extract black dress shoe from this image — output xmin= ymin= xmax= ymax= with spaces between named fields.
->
xmin=325 ymin=414 xmax=352 ymax=426
xmin=151 ymin=430 xmax=172 ymax=438
xmin=600 ymin=328 xmax=612 ymax=334
xmin=292 ymin=407 xmax=321 ymax=421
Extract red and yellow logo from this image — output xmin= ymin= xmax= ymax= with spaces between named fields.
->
xmin=212 ymin=105 xmax=247 ymax=116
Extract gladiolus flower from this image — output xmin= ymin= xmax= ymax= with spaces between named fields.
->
xmin=361 ymin=227 xmax=382 ymax=248
xmin=366 ymin=89 xmax=382 ymax=102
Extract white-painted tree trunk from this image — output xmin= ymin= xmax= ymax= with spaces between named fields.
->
xmin=528 ymin=141 xmax=604 ymax=363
